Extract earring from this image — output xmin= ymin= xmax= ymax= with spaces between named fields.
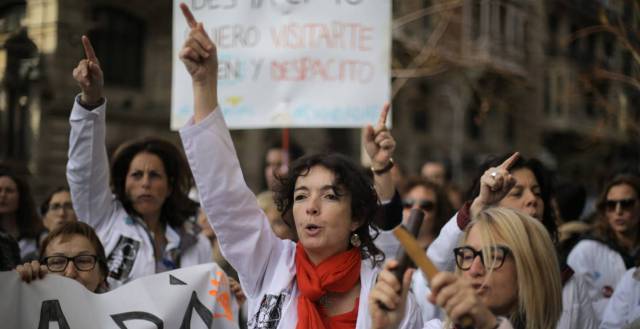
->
xmin=350 ymin=233 xmax=361 ymax=247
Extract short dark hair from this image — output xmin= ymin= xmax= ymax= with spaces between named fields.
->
xmin=39 ymin=222 xmax=108 ymax=287
xmin=0 ymin=165 xmax=43 ymax=240
xmin=466 ymin=153 xmax=557 ymax=240
xmin=40 ymin=186 xmax=70 ymax=216
xmin=401 ymin=176 xmax=454 ymax=237
xmin=554 ymin=181 xmax=586 ymax=222
xmin=273 ymin=153 xmax=383 ymax=265
xmin=110 ymin=137 xmax=198 ymax=229
xmin=267 ymin=137 xmax=305 ymax=162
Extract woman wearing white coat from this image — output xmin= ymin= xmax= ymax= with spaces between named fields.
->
xmin=600 ymin=267 xmax=640 ymax=328
xmin=176 ymin=4 xmax=422 ymax=329
xmin=67 ymin=36 xmax=212 ymax=288
xmin=405 ymin=153 xmax=598 ymax=328
xmin=568 ymin=174 xmax=640 ymax=322
xmin=369 ymin=207 xmax=563 ymax=329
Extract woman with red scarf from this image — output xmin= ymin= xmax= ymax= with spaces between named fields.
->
xmin=176 ymin=4 xmax=423 ymax=329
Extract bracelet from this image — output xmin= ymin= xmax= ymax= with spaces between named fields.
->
xmin=371 ymin=158 xmax=394 ymax=175
xmin=76 ymin=95 xmax=105 ymax=110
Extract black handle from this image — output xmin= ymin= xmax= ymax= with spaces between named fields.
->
xmin=378 ymin=209 xmax=424 ymax=312
xmin=389 ymin=208 xmax=424 ymax=282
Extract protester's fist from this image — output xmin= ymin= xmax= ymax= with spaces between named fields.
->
xmin=363 ymin=104 xmax=395 ymax=171
xmin=72 ymin=36 xmax=104 ymax=105
xmin=179 ymin=3 xmax=218 ymax=85
xmin=368 ymin=259 xmax=413 ymax=329
xmin=16 ymin=260 xmax=48 ymax=283
xmin=429 ymin=272 xmax=498 ymax=329
xmin=229 ymin=277 xmax=246 ymax=305
xmin=470 ymin=152 xmax=519 ymax=217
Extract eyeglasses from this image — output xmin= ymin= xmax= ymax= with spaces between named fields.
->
xmin=48 ymin=202 xmax=74 ymax=212
xmin=42 ymin=255 xmax=99 ymax=272
xmin=453 ymin=245 xmax=511 ymax=271
xmin=605 ymin=198 xmax=637 ymax=212
xmin=402 ymin=199 xmax=435 ymax=212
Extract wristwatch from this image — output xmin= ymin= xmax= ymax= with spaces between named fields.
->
xmin=371 ymin=158 xmax=394 ymax=175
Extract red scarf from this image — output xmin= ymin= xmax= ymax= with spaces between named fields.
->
xmin=295 ymin=242 xmax=361 ymax=329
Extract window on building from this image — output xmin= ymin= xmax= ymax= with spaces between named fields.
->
xmin=544 ymin=74 xmax=551 ymax=114
xmin=471 ymin=0 xmax=483 ymax=40
xmin=546 ymin=14 xmax=558 ymax=55
xmin=504 ymin=111 xmax=515 ymax=140
xmin=412 ymin=109 xmax=429 ymax=132
xmin=0 ymin=2 xmax=25 ymax=33
xmin=88 ymin=7 xmax=145 ymax=88
xmin=500 ymin=3 xmax=507 ymax=46
xmin=466 ymin=94 xmax=483 ymax=139
xmin=569 ymin=24 xmax=580 ymax=58
xmin=423 ymin=0 xmax=431 ymax=30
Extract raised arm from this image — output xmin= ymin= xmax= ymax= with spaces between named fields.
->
xmin=364 ymin=104 xmax=403 ymax=231
xmin=66 ymin=36 xmax=116 ymax=234
xmin=178 ymin=3 xmax=218 ymax=123
xmin=469 ymin=152 xmax=519 ymax=218
xmin=426 ymin=153 xmax=521 ymax=272
xmin=363 ymin=103 xmax=395 ymax=202
xmin=177 ymin=3 xmax=287 ymax=298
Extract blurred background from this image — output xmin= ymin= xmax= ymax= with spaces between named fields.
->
xmin=0 ymin=0 xmax=638 ymax=204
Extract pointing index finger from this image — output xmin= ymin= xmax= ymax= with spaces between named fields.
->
xmin=498 ymin=152 xmax=520 ymax=171
xmin=180 ymin=3 xmax=198 ymax=29
xmin=376 ymin=103 xmax=390 ymax=129
xmin=81 ymin=35 xmax=98 ymax=63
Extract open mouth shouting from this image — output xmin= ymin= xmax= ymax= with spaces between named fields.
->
xmin=304 ymin=224 xmax=322 ymax=236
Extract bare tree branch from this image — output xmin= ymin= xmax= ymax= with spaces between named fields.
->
xmin=593 ymin=67 xmax=640 ymax=91
xmin=393 ymin=0 xmax=462 ymax=30
xmin=392 ymin=65 xmax=449 ymax=78
xmin=392 ymin=10 xmax=454 ymax=98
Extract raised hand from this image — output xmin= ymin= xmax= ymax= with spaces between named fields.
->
xmin=15 ymin=260 xmax=49 ymax=283
xmin=429 ymin=272 xmax=498 ymax=329
xmin=179 ymin=2 xmax=218 ymax=122
xmin=363 ymin=104 xmax=395 ymax=170
xmin=72 ymin=36 xmax=104 ymax=105
xmin=368 ymin=260 xmax=414 ymax=329
xmin=229 ymin=277 xmax=246 ymax=305
xmin=470 ymin=152 xmax=520 ymax=217
xmin=179 ymin=3 xmax=217 ymax=85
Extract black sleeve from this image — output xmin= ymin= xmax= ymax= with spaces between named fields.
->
xmin=374 ymin=189 xmax=403 ymax=231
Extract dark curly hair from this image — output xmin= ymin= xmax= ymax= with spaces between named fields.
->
xmin=466 ymin=153 xmax=557 ymax=241
xmin=0 ymin=166 xmax=43 ymax=240
xmin=110 ymin=137 xmax=198 ymax=229
xmin=273 ymin=153 xmax=384 ymax=265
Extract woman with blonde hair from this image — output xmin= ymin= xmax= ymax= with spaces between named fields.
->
xmin=370 ymin=207 xmax=563 ymax=329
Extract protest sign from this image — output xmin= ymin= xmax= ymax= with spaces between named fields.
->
xmin=0 ymin=263 xmax=239 ymax=329
xmin=171 ymin=0 xmax=391 ymax=129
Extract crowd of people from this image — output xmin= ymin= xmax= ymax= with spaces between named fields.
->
xmin=1 ymin=3 xmax=639 ymax=329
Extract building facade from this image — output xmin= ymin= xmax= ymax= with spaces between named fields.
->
xmin=0 ymin=0 xmax=638 ymax=199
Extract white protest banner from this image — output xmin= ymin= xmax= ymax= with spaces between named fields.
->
xmin=0 ymin=263 xmax=239 ymax=329
xmin=171 ymin=0 xmax=391 ymax=129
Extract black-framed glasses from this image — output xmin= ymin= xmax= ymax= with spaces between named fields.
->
xmin=453 ymin=246 xmax=511 ymax=271
xmin=42 ymin=255 xmax=99 ymax=272
xmin=605 ymin=198 xmax=637 ymax=212
xmin=402 ymin=199 xmax=435 ymax=212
